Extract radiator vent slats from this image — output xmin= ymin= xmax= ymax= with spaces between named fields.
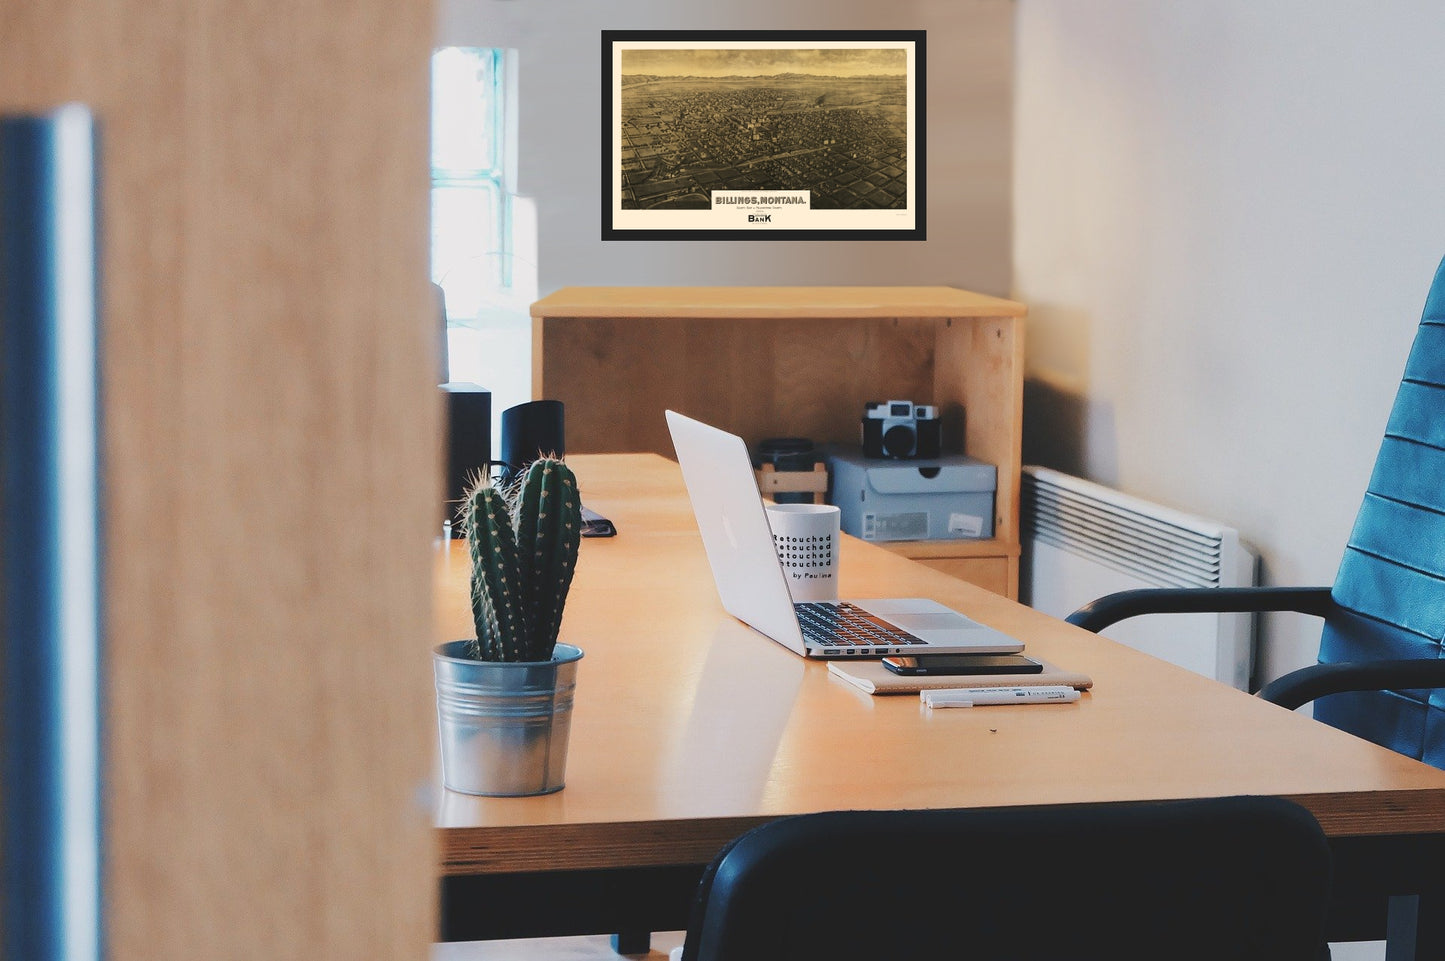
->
xmin=1020 ymin=466 xmax=1256 ymax=690
xmin=1023 ymin=468 xmax=1229 ymax=590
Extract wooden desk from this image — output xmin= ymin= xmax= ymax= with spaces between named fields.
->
xmin=435 ymin=454 xmax=1445 ymax=952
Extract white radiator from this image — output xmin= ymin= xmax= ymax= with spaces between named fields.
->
xmin=1021 ymin=466 xmax=1258 ymax=690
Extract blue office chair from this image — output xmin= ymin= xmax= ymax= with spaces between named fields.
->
xmin=1068 ymin=255 xmax=1445 ymax=770
xmin=679 ymin=797 xmax=1333 ymax=961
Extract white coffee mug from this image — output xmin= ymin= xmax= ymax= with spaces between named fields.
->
xmin=764 ymin=503 xmax=841 ymax=603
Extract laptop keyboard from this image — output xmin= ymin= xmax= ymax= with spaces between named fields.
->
xmin=794 ymin=602 xmax=927 ymax=652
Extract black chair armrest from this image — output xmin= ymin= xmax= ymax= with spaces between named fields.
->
xmin=1257 ymin=659 xmax=1445 ymax=711
xmin=1065 ymin=586 xmax=1336 ymax=633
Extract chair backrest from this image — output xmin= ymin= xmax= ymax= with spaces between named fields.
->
xmin=1317 ymin=255 xmax=1445 ymax=769
xmin=680 ymin=797 xmax=1331 ymax=961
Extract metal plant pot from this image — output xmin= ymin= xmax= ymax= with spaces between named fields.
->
xmin=433 ymin=640 xmax=584 ymax=797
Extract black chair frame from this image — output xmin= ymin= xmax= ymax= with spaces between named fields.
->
xmin=1064 ymin=586 xmax=1445 ymax=709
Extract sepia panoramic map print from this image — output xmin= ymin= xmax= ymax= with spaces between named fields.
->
xmin=618 ymin=46 xmax=910 ymax=212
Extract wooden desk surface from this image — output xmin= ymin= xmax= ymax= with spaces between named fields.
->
xmin=434 ymin=454 xmax=1445 ymax=876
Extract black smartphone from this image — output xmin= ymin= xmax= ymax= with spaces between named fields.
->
xmin=881 ymin=653 xmax=1044 ymax=676
xmin=580 ymin=506 xmax=617 ymax=538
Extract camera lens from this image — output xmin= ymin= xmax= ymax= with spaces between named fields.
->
xmin=882 ymin=423 xmax=916 ymax=458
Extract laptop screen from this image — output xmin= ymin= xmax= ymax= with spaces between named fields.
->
xmin=665 ymin=410 xmax=809 ymax=652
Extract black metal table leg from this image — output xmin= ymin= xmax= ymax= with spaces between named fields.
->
xmin=1387 ymin=892 xmax=1445 ymax=961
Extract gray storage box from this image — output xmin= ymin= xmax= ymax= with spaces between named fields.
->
xmin=827 ymin=448 xmax=996 ymax=542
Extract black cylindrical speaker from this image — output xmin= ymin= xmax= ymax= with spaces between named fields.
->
xmin=500 ymin=399 xmax=565 ymax=483
xmin=442 ymin=382 xmax=491 ymax=535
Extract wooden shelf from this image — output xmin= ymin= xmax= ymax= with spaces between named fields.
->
xmin=886 ymin=537 xmax=1018 ymax=559
xmin=531 ymin=286 xmax=1026 ymax=597
xmin=883 ymin=538 xmax=1022 ymax=600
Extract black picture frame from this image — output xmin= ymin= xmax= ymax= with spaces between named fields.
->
xmin=601 ymin=29 xmax=926 ymax=242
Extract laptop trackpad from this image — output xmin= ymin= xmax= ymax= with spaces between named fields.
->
xmin=885 ymin=610 xmax=1023 ymax=649
xmin=885 ymin=611 xmax=981 ymax=634
xmin=859 ymin=598 xmax=980 ymax=631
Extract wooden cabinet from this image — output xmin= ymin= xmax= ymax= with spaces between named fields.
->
xmin=530 ymin=286 xmax=1025 ymax=597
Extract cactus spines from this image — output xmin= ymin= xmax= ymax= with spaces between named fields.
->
xmin=514 ymin=458 xmax=583 ymax=658
xmin=459 ymin=457 xmax=582 ymax=662
xmin=461 ymin=481 xmax=526 ymax=661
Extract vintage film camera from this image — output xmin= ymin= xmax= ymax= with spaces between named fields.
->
xmin=861 ymin=400 xmax=942 ymax=459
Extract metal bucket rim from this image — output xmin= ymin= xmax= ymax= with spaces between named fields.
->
xmin=433 ymin=639 xmax=584 ymax=667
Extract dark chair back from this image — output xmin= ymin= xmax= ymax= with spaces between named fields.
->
xmin=681 ymin=797 xmax=1331 ymax=961
xmin=1317 ymin=256 xmax=1445 ymax=768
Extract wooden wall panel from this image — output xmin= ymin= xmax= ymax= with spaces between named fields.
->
xmin=2 ymin=2 xmax=438 ymax=958
xmin=935 ymin=315 xmax=1025 ymax=543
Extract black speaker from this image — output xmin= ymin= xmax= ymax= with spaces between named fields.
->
xmin=442 ymin=383 xmax=491 ymax=535
xmin=500 ymin=400 xmax=565 ymax=483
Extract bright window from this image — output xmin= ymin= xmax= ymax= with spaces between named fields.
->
xmin=430 ymin=47 xmax=535 ymax=426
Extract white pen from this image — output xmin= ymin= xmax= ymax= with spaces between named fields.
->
xmin=921 ymin=685 xmax=1080 ymax=709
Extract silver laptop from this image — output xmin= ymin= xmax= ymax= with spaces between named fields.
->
xmin=665 ymin=410 xmax=1025 ymax=658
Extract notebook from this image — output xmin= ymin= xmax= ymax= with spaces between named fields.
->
xmin=665 ymin=410 xmax=1025 ymax=659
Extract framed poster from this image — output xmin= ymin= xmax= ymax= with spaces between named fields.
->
xmin=602 ymin=30 xmax=925 ymax=241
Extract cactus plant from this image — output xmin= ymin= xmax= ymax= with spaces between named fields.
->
xmin=458 ymin=457 xmax=582 ymax=662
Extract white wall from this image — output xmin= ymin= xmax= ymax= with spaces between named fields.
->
xmin=437 ymin=0 xmax=1015 ymax=296
xmin=1014 ymin=1 xmax=1445 ymax=685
